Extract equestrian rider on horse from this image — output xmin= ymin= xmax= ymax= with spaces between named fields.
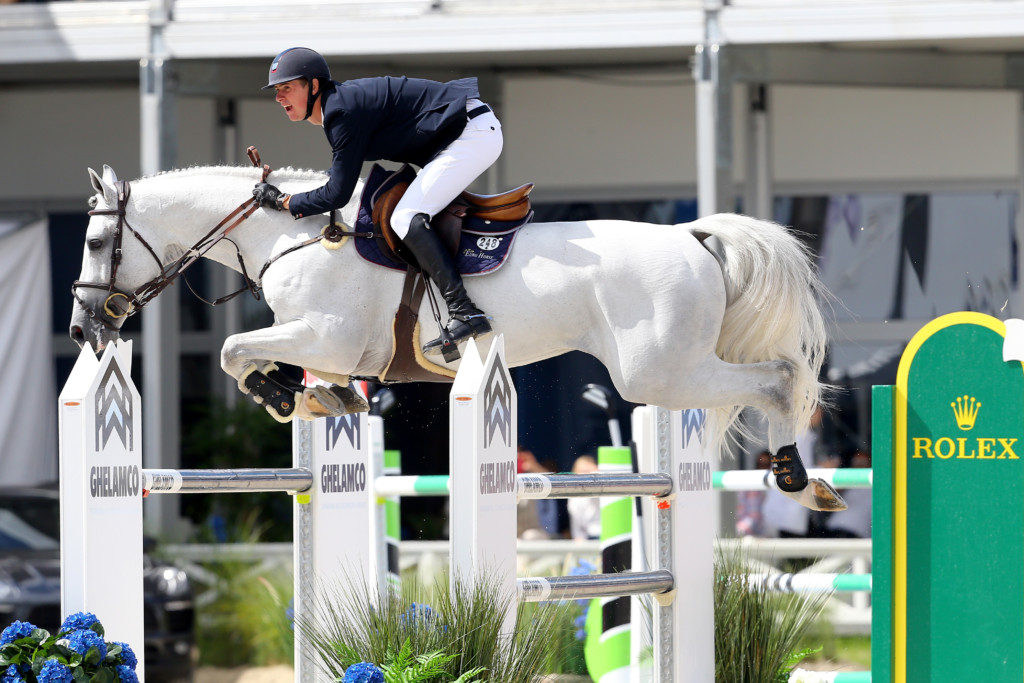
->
xmin=253 ymin=47 xmax=502 ymax=353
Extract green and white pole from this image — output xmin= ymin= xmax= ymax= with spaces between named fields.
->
xmin=383 ymin=449 xmax=401 ymax=591
xmin=584 ymin=445 xmax=633 ymax=683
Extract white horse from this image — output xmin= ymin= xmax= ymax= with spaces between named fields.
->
xmin=71 ymin=164 xmax=843 ymax=511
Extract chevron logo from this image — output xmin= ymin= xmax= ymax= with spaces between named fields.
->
xmin=325 ymin=413 xmax=361 ymax=451
xmin=680 ymin=409 xmax=706 ymax=449
xmin=483 ymin=361 xmax=512 ymax=449
xmin=94 ymin=360 xmax=133 ymax=452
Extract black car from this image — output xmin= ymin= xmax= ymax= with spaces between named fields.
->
xmin=0 ymin=485 xmax=195 ymax=683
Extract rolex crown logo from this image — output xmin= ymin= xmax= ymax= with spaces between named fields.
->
xmin=951 ymin=395 xmax=981 ymax=431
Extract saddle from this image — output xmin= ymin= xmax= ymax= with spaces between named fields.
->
xmin=357 ymin=164 xmax=534 ymax=383
xmin=371 ymin=163 xmax=534 ymax=266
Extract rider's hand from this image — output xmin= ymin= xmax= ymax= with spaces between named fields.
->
xmin=253 ymin=182 xmax=287 ymax=210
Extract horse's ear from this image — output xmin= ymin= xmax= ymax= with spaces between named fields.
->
xmin=88 ymin=167 xmax=104 ymax=195
xmin=101 ymin=164 xmax=119 ymax=186
xmin=88 ymin=166 xmax=118 ymax=205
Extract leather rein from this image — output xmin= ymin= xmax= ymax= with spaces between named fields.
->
xmin=72 ymin=147 xmax=371 ymax=331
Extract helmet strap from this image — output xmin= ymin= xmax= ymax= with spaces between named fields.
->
xmin=303 ymin=78 xmax=322 ymax=121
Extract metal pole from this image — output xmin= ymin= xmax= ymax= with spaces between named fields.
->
xmin=744 ymin=83 xmax=773 ymax=219
xmin=141 ymin=0 xmax=180 ymax=539
xmin=517 ymin=472 xmax=673 ymax=499
xmin=213 ymin=97 xmax=242 ymax=405
xmin=694 ymin=0 xmax=734 ymax=217
xmin=142 ymin=468 xmax=314 ymax=494
xmin=517 ymin=570 xmax=674 ymax=602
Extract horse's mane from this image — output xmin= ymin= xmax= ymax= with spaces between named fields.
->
xmin=138 ymin=165 xmax=329 ymax=183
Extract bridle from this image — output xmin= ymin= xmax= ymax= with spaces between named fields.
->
xmin=72 ymin=148 xmax=372 ymax=332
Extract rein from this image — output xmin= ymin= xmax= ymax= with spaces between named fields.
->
xmin=72 ymin=147 xmax=372 ymax=331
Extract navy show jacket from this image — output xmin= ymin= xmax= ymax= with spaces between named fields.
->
xmin=288 ymin=76 xmax=481 ymax=219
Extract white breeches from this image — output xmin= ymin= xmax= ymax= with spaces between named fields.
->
xmin=390 ymin=99 xmax=504 ymax=238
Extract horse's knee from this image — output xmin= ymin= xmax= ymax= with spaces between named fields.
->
xmin=220 ymin=335 xmax=249 ymax=375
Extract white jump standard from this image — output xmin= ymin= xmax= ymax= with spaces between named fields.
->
xmin=449 ymin=337 xmax=714 ymax=682
xmin=59 ymin=341 xmax=384 ymax=683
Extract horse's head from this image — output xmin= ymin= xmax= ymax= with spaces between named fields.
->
xmin=70 ymin=165 xmax=165 ymax=351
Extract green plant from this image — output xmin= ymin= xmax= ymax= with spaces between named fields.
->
xmin=714 ymin=549 xmax=829 ymax=683
xmin=181 ymin=510 xmax=294 ymax=667
xmin=297 ymin=571 xmax=571 ymax=682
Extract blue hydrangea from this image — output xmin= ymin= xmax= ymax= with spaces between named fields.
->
xmin=65 ymin=628 xmax=107 ymax=660
xmin=342 ymin=662 xmax=384 ymax=683
xmin=568 ymin=559 xmax=597 ymax=576
xmin=0 ymin=622 xmax=36 ymax=646
xmin=116 ymin=665 xmax=138 ymax=683
xmin=37 ymin=660 xmax=73 ymax=683
xmin=574 ymin=613 xmax=587 ymax=641
xmin=111 ymin=642 xmax=137 ymax=670
xmin=59 ymin=612 xmax=98 ymax=635
xmin=2 ymin=665 xmax=25 ymax=683
xmin=569 ymin=561 xmax=597 ymax=608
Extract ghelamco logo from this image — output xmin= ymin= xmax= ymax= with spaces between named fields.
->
xmin=326 ymin=413 xmax=361 ymax=451
xmin=94 ymin=361 xmax=133 ymax=452
xmin=484 ymin=361 xmax=512 ymax=449
xmin=680 ymin=409 xmax=706 ymax=449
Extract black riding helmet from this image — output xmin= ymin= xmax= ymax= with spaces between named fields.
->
xmin=263 ymin=47 xmax=331 ymax=121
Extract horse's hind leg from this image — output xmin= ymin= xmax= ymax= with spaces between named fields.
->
xmin=220 ymin=320 xmax=368 ymax=423
xmin=612 ymin=353 xmax=845 ymax=512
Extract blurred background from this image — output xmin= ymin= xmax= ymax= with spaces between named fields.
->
xmin=0 ymin=0 xmax=1019 ymax=634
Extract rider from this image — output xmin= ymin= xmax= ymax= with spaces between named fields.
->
xmin=253 ymin=47 xmax=502 ymax=354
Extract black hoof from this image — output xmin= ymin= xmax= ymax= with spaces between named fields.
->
xmin=771 ymin=444 xmax=808 ymax=492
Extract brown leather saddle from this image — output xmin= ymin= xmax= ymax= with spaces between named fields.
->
xmin=371 ymin=163 xmax=533 ymax=265
xmin=368 ymin=164 xmax=534 ymax=383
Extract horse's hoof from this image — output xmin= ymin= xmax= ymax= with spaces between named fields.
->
xmin=778 ymin=478 xmax=848 ymax=512
xmin=331 ymin=385 xmax=369 ymax=414
xmin=298 ymin=386 xmax=347 ymax=419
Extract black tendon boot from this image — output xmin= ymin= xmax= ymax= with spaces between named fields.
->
xmin=402 ymin=213 xmax=492 ymax=358
xmin=771 ymin=444 xmax=808 ymax=492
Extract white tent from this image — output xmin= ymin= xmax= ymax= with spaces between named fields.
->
xmin=0 ymin=217 xmax=57 ymax=486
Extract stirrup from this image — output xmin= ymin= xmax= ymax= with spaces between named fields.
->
xmin=424 ymin=314 xmax=493 ymax=362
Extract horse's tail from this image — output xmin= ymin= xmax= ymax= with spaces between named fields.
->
xmin=688 ymin=213 xmax=830 ymax=451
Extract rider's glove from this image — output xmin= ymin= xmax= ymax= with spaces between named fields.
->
xmin=253 ymin=182 xmax=287 ymax=210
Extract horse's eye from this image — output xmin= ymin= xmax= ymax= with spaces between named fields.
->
xmin=87 ymin=238 xmax=103 ymax=250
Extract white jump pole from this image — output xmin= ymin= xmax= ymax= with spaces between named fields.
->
xmin=59 ymin=341 xmax=145 ymax=681
xmin=292 ymin=410 xmax=383 ymax=683
xmin=631 ymin=406 xmax=714 ymax=681
xmin=448 ymin=336 xmax=519 ymax=635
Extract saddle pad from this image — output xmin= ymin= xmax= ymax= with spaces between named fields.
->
xmin=354 ymin=164 xmax=531 ymax=276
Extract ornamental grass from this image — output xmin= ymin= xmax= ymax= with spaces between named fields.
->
xmin=297 ymin=571 xmax=572 ymax=683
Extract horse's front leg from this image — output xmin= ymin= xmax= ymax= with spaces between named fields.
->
xmin=220 ymin=319 xmax=368 ymax=423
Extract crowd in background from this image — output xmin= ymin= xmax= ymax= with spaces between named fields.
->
xmin=515 ymin=405 xmax=872 ymax=543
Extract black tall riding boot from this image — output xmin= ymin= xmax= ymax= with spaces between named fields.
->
xmin=402 ymin=213 xmax=492 ymax=357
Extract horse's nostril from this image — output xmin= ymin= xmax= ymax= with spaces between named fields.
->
xmin=70 ymin=325 xmax=85 ymax=345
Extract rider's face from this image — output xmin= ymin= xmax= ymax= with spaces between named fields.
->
xmin=274 ymin=79 xmax=309 ymax=122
